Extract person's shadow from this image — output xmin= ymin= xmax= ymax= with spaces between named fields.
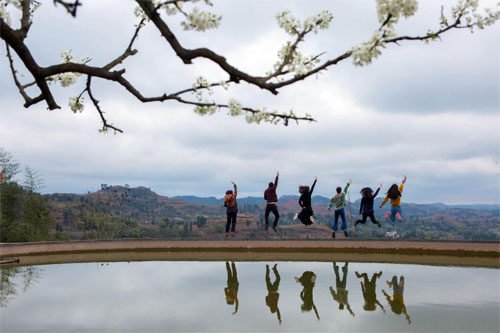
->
xmin=295 ymin=271 xmax=320 ymax=320
xmin=329 ymin=262 xmax=354 ymax=317
xmin=355 ymin=270 xmax=386 ymax=313
xmin=382 ymin=275 xmax=411 ymax=325
xmin=265 ymin=264 xmax=282 ymax=324
xmin=224 ymin=261 xmax=239 ymax=315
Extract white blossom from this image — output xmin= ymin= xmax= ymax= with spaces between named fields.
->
xmin=180 ymin=7 xmax=221 ymax=31
xmin=69 ymin=96 xmax=84 ymax=113
xmin=49 ymin=51 xmax=86 ymax=88
xmin=0 ymin=1 xmax=12 ymax=26
xmin=228 ymin=98 xmax=242 ymax=116
xmin=276 ymin=9 xmax=333 ymax=35
xmin=194 ymin=103 xmax=217 ymax=116
xmin=376 ymin=0 xmax=419 ymax=24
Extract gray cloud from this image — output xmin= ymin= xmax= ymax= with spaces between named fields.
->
xmin=0 ymin=0 xmax=499 ymax=204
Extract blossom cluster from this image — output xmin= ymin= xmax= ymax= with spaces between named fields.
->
xmin=49 ymin=51 xmax=89 ymax=88
xmin=272 ymin=42 xmax=320 ymax=76
xmin=68 ymin=95 xmax=84 ymax=113
xmin=0 ymin=0 xmax=40 ymax=27
xmin=352 ymin=0 xmax=418 ymax=67
xmin=134 ymin=0 xmax=221 ymax=32
xmin=276 ymin=9 xmax=333 ymax=35
xmin=228 ymin=98 xmax=242 ymax=116
xmin=450 ymin=0 xmax=500 ymax=30
xmin=376 ymin=0 xmax=418 ymax=24
xmin=271 ymin=10 xmax=333 ymax=77
xmin=180 ymin=7 xmax=221 ymax=31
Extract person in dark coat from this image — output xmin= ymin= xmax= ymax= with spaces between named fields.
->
xmin=295 ymin=271 xmax=320 ymax=320
xmin=355 ymin=184 xmax=383 ymax=228
xmin=355 ymin=270 xmax=385 ymax=313
xmin=264 ymin=171 xmax=280 ymax=232
xmin=265 ymin=264 xmax=282 ymax=323
xmin=296 ymin=177 xmax=317 ymax=225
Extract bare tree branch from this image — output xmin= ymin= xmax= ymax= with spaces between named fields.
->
xmin=86 ymin=76 xmax=124 ymax=133
xmin=53 ymin=0 xmax=81 ymax=17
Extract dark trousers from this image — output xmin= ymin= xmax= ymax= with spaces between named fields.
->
xmin=356 ymin=213 xmax=378 ymax=225
xmin=265 ymin=204 xmax=280 ymax=227
xmin=298 ymin=207 xmax=314 ymax=225
xmin=226 ymin=212 xmax=237 ymax=233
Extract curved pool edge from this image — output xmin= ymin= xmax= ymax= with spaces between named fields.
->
xmin=1 ymin=239 xmax=499 ymax=268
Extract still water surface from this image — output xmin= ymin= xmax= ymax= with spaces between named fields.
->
xmin=1 ymin=261 xmax=499 ymax=332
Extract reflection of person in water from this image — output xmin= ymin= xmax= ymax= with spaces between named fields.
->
xmin=329 ymin=262 xmax=355 ymax=317
xmin=355 ymin=271 xmax=385 ymax=313
xmin=382 ymin=276 xmax=411 ymax=325
xmin=295 ymin=271 xmax=320 ymax=320
xmin=265 ymin=264 xmax=282 ymax=324
xmin=224 ymin=261 xmax=239 ymax=315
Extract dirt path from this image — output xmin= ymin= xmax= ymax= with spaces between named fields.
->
xmin=1 ymin=239 xmax=499 ymax=268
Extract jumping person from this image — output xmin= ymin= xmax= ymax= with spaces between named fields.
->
xmin=328 ymin=179 xmax=352 ymax=238
xmin=264 ymin=171 xmax=280 ymax=232
xmin=296 ymin=177 xmax=318 ymax=226
xmin=380 ymin=176 xmax=407 ymax=222
xmin=224 ymin=261 xmax=239 ymax=315
xmin=329 ymin=262 xmax=354 ymax=317
xmin=223 ymin=181 xmax=238 ymax=237
xmin=382 ymin=276 xmax=411 ymax=324
xmin=355 ymin=184 xmax=383 ymax=228
xmin=295 ymin=271 xmax=320 ymax=320
xmin=355 ymin=270 xmax=385 ymax=313
xmin=265 ymin=264 xmax=282 ymax=324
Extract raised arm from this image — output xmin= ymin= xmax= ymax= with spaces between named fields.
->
xmin=399 ymin=176 xmax=406 ymax=194
xmin=373 ymin=187 xmax=381 ymax=199
xmin=380 ymin=196 xmax=389 ymax=208
xmin=310 ymin=177 xmax=318 ymax=195
xmin=343 ymin=179 xmax=352 ymax=194
xmin=231 ymin=181 xmax=237 ymax=198
xmin=274 ymin=171 xmax=279 ymax=189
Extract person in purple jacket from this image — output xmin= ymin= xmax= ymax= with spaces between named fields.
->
xmin=264 ymin=171 xmax=280 ymax=232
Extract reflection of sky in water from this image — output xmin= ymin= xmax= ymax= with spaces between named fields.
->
xmin=1 ymin=261 xmax=499 ymax=332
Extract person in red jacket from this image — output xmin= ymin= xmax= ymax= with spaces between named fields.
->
xmin=264 ymin=171 xmax=280 ymax=232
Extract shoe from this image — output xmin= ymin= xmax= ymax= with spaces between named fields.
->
xmin=293 ymin=213 xmax=298 ymax=220
xmin=231 ymin=232 xmax=235 ymax=237
xmin=272 ymin=226 xmax=278 ymax=233
xmin=384 ymin=211 xmax=390 ymax=219
xmin=344 ymin=230 xmax=348 ymax=237
xmin=332 ymin=232 xmax=336 ymax=239
xmin=265 ymin=224 xmax=269 ymax=231
xmin=310 ymin=216 xmax=316 ymax=223
xmin=396 ymin=212 xmax=402 ymax=221
xmin=376 ymin=222 xmax=382 ymax=228
xmin=225 ymin=232 xmax=228 ymax=237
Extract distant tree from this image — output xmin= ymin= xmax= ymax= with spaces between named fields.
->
xmin=0 ymin=181 xmax=51 ymax=242
xmin=0 ymin=148 xmax=20 ymax=181
xmin=1 ymin=1 xmax=498 ymax=132
xmin=196 ymin=215 xmax=207 ymax=228
xmin=22 ymin=166 xmax=44 ymax=193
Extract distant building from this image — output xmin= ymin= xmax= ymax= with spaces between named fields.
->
xmin=385 ymin=231 xmax=399 ymax=238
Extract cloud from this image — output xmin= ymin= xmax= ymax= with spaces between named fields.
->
xmin=0 ymin=0 xmax=498 ymax=204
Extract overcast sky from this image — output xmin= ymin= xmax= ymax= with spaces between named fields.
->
xmin=0 ymin=0 xmax=499 ymax=204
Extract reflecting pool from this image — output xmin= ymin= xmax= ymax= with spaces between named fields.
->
xmin=1 ymin=261 xmax=499 ymax=332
